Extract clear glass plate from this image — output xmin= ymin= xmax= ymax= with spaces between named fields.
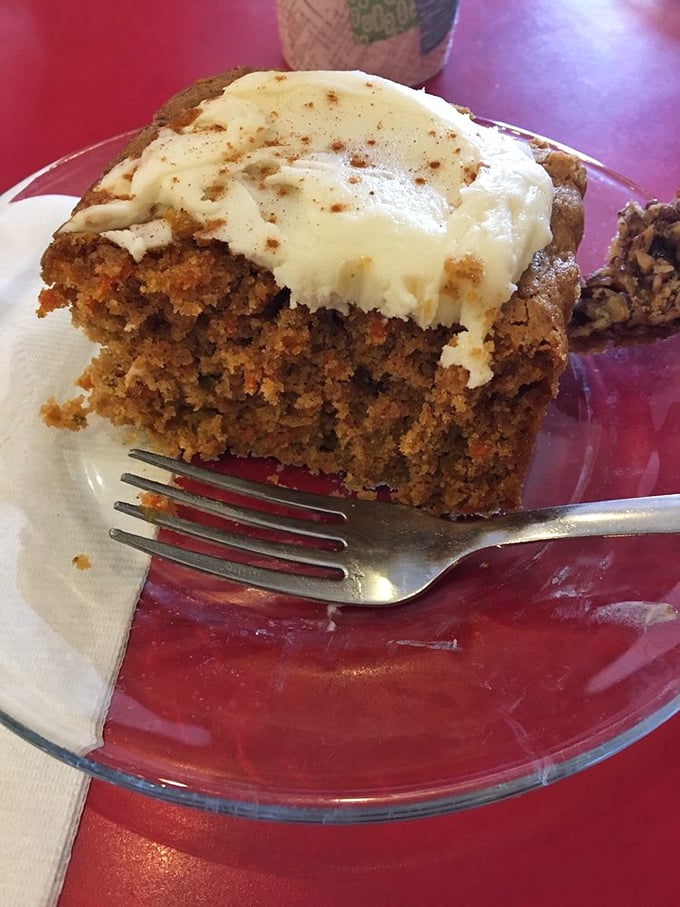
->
xmin=1 ymin=126 xmax=678 ymax=823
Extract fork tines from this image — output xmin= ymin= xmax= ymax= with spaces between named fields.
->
xmin=110 ymin=449 xmax=351 ymax=597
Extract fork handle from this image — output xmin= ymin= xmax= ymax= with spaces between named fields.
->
xmin=477 ymin=494 xmax=680 ymax=550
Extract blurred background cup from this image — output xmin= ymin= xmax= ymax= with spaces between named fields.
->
xmin=275 ymin=0 xmax=461 ymax=86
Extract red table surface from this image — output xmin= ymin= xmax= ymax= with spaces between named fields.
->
xmin=2 ymin=0 xmax=679 ymax=904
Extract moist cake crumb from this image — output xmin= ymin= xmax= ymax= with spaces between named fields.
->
xmin=41 ymin=396 xmax=90 ymax=431
xmin=72 ymin=554 xmax=91 ymax=570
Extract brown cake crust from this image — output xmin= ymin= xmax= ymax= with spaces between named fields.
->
xmin=38 ymin=69 xmax=586 ymax=516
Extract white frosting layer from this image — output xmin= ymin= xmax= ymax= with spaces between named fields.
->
xmin=61 ymin=70 xmax=554 ymax=387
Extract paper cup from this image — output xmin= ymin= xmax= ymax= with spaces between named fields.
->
xmin=276 ymin=0 xmax=460 ymax=86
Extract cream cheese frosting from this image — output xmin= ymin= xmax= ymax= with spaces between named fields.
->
xmin=61 ymin=70 xmax=554 ymax=387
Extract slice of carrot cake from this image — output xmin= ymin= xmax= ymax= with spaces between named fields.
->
xmin=38 ymin=68 xmax=586 ymax=516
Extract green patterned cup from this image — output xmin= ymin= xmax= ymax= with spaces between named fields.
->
xmin=276 ymin=0 xmax=460 ymax=85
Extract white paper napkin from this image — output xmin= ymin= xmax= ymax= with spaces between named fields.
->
xmin=0 ymin=196 xmax=157 ymax=905
xmin=0 ymin=730 xmax=87 ymax=907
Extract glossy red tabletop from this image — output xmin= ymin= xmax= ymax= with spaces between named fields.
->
xmin=1 ymin=1 xmax=679 ymax=905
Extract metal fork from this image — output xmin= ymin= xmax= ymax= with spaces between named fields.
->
xmin=110 ymin=449 xmax=680 ymax=607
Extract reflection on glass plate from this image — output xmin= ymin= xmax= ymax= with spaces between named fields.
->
xmin=0 ymin=127 xmax=678 ymax=823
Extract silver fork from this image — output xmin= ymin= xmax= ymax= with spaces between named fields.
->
xmin=110 ymin=449 xmax=680 ymax=607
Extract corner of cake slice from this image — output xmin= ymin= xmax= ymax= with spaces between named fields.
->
xmin=37 ymin=68 xmax=586 ymax=516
